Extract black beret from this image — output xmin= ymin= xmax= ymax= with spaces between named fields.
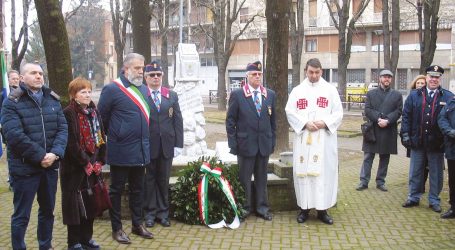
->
xmin=246 ymin=61 xmax=262 ymax=71
xmin=426 ymin=65 xmax=444 ymax=77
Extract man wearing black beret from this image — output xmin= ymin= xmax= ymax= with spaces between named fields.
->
xmin=226 ymin=61 xmax=276 ymax=221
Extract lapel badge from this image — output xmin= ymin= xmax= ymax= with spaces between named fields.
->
xmin=268 ymin=106 xmax=272 ymax=116
xmin=169 ymin=107 xmax=174 ymax=117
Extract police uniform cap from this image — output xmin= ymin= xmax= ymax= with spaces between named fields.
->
xmin=145 ymin=61 xmax=162 ymax=73
xmin=246 ymin=61 xmax=262 ymax=72
xmin=426 ymin=65 xmax=444 ymax=77
xmin=379 ymin=69 xmax=393 ymax=77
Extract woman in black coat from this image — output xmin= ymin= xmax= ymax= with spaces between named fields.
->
xmin=60 ymin=77 xmax=106 ymax=250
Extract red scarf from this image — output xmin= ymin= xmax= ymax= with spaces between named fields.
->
xmin=71 ymin=100 xmax=104 ymax=154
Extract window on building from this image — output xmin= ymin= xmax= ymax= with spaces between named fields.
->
xmin=322 ymin=69 xmax=331 ymax=82
xmin=347 ymin=69 xmax=365 ymax=83
xmin=353 ymin=0 xmax=362 ymax=14
xmin=396 ymin=69 xmax=408 ymax=90
xmin=240 ymin=8 xmax=249 ymax=23
xmin=306 ymin=39 xmax=317 ymax=52
xmin=201 ymin=57 xmax=216 ymax=67
xmin=374 ymin=0 xmax=382 ymax=13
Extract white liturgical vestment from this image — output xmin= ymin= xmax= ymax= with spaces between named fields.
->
xmin=285 ymin=77 xmax=343 ymax=210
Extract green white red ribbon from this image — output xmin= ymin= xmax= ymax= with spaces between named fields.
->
xmin=198 ymin=162 xmax=240 ymax=229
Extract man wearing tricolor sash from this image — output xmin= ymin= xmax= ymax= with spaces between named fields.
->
xmin=285 ymin=58 xmax=343 ymax=225
xmin=226 ymin=61 xmax=276 ymax=221
xmin=98 ymin=53 xmax=153 ymax=244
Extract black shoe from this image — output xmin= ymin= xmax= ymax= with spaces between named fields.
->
xmin=131 ymin=225 xmax=154 ymax=239
xmin=317 ymin=210 xmax=333 ymax=225
xmin=158 ymin=218 xmax=171 ymax=227
xmin=376 ymin=184 xmax=388 ymax=192
xmin=81 ymin=239 xmax=100 ymax=250
xmin=429 ymin=204 xmax=442 ymax=213
xmin=145 ymin=219 xmax=155 ymax=228
xmin=441 ymin=209 xmax=455 ymax=219
xmin=112 ymin=229 xmax=131 ymax=244
xmin=296 ymin=209 xmax=309 ymax=223
xmin=257 ymin=212 xmax=273 ymax=221
xmin=402 ymin=200 xmax=419 ymax=208
xmin=68 ymin=243 xmax=84 ymax=250
xmin=356 ymin=183 xmax=368 ymax=191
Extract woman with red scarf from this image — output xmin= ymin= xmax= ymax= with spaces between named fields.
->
xmin=60 ymin=77 xmax=106 ymax=250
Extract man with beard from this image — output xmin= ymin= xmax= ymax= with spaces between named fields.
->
xmin=98 ymin=53 xmax=153 ymax=244
xmin=356 ymin=69 xmax=403 ymax=192
xmin=285 ymin=58 xmax=343 ymax=225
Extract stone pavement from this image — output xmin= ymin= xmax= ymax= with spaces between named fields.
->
xmin=1 ymin=136 xmax=455 ymax=249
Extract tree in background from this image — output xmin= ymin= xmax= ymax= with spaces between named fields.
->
xmin=266 ymin=0 xmax=290 ymax=152
xmin=289 ymin=0 xmax=304 ymax=88
xmin=25 ymin=21 xmax=47 ymax=75
xmin=110 ymin=0 xmax=130 ymax=73
xmin=194 ymin=0 xmax=263 ymax=111
xmin=10 ymin=0 xmax=31 ymax=71
xmin=131 ymin=0 xmax=151 ymax=63
xmin=325 ymin=0 xmax=370 ymax=98
xmin=381 ymin=0 xmax=400 ymax=84
xmin=151 ymin=0 xmax=171 ymax=87
xmin=419 ymin=0 xmax=440 ymax=73
xmin=34 ymin=0 xmax=73 ymax=100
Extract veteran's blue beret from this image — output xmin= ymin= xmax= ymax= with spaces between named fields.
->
xmin=145 ymin=61 xmax=162 ymax=72
xmin=426 ymin=65 xmax=444 ymax=77
xmin=246 ymin=61 xmax=262 ymax=71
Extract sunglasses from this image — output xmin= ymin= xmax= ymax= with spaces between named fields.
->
xmin=147 ymin=73 xmax=162 ymax=77
xmin=250 ymin=72 xmax=263 ymax=77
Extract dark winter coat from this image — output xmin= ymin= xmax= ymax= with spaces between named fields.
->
xmin=362 ymin=86 xmax=403 ymax=154
xmin=97 ymin=74 xmax=150 ymax=166
xmin=60 ymin=100 xmax=106 ymax=225
xmin=0 ymin=83 xmax=68 ymax=176
xmin=401 ymin=86 xmax=453 ymax=152
xmin=438 ymin=98 xmax=455 ymax=159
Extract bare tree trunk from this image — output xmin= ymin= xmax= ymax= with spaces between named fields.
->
xmin=266 ymin=0 xmax=290 ymax=152
xmin=289 ymin=0 xmax=304 ymax=88
xmin=217 ymin=59 xmax=227 ymax=111
xmin=11 ymin=0 xmax=30 ymax=71
xmin=34 ymin=0 xmax=73 ymax=101
xmin=110 ymin=0 xmax=130 ymax=73
xmin=157 ymin=0 xmax=170 ymax=87
xmin=131 ymin=0 xmax=151 ymax=63
xmin=420 ymin=0 xmax=440 ymax=73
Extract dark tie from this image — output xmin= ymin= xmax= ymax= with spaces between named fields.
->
xmin=153 ymin=91 xmax=160 ymax=112
xmin=254 ymin=90 xmax=261 ymax=116
xmin=428 ymin=90 xmax=434 ymax=101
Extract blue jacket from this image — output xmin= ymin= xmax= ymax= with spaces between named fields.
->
xmin=226 ymin=86 xmax=276 ymax=157
xmin=438 ymin=98 xmax=455 ymax=159
xmin=401 ymin=86 xmax=453 ymax=152
xmin=0 ymin=83 xmax=68 ymax=176
xmin=98 ymin=74 xmax=151 ymax=166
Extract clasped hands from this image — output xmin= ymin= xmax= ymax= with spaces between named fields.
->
xmin=377 ymin=118 xmax=389 ymax=128
xmin=40 ymin=153 xmax=58 ymax=168
xmin=305 ymin=120 xmax=326 ymax=132
xmin=84 ymin=161 xmax=104 ymax=176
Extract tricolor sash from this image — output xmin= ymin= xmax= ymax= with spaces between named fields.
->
xmin=113 ymin=79 xmax=150 ymax=125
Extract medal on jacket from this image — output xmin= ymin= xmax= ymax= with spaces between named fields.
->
xmin=169 ymin=107 xmax=174 ymax=117
xmin=268 ymin=106 xmax=272 ymax=116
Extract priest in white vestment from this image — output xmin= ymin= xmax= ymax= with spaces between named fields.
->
xmin=285 ymin=58 xmax=343 ymax=225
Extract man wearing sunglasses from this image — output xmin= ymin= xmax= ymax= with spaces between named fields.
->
xmin=226 ymin=61 xmax=276 ymax=221
xmin=143 ymin=61 xmax=183 ymax=228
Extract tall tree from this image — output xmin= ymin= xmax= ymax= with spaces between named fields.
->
xmin=289 ymin=0 xmax=304 ymax=88
xmin=195 ymin=0 xmax=262 ymax=111
xmin=381 ymin=0 xmax=400 ymax=84
xmin=420 ymin=0 xmax=440 ymax=73
xmin=152 ymin=0 xmax=171 ymax=87
xmin=266 ymin=0 xmax=290 ymax=152
xmin=10 ymin=0 xmax=31 ymax=71
xmin=325 ymin=0 xmax=370 ymax=98
xmin=34 ymin=0 xmax=73 ymax=100
xmin=131 ymin=0 xmax=151 ymax=63
xmin=110 ymin=0 xmax=130 ymax=73
xmin=25 ymin=21 xmax=46 ymax=73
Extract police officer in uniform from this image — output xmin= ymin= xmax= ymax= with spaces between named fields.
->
xmin=226 ymin=61 xmax=276 ymax=221
xmin=401 ymin=65 xmax=453 ymax=213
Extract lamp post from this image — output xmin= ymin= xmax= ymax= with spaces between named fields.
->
xmin=374 ymin=30 xmax=383 ymax=83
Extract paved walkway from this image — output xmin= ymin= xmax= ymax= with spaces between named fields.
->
xmin=1 ymin=124 xmax=455 ymax=249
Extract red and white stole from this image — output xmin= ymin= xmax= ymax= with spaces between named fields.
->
xmin=113 ymin=78 xmax=150 ymax=125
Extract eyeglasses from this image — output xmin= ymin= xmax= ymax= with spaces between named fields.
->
xmin=249 ymin=72 xmax=262 ymax=77
xmin=147 ymin=73 xmax=162 ymax=77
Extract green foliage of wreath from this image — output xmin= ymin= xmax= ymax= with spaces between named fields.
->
xmin=171 ymin=156 xmax=246 ymax=225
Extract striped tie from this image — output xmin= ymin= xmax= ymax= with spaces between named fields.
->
xmin=254 ymin=90 xmax=261 ymax=116
xmin=153 ymin=91 xmax=160 ymax=112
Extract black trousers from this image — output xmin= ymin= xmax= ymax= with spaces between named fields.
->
xmin=447 ymin=160 xmax=455 ymax=209
xmin=238 ymin=153 xmax=270 ymax=215
xmin=109 ymin=165 xmax=145 ymax=231
xmin=67 ymin=217 xmax=94 ymax=246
